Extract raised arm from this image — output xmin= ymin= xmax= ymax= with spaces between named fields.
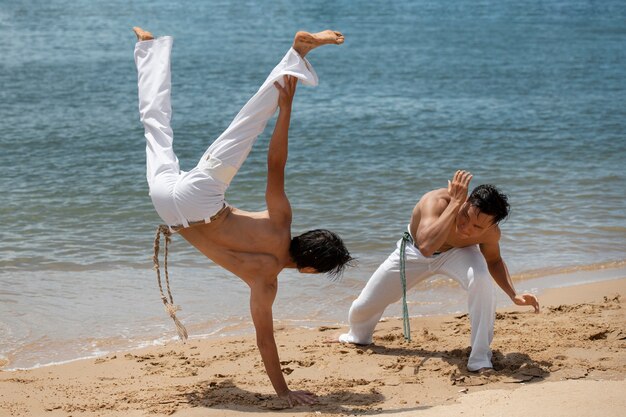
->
xmin=265 ymin=75 xmax=298 ymax=225
xmin=249 ymin=278 xmax=317 ymax=407
xmin=416 ymin=170 xmax=473 ymax=257
xmin=480 ymin=239 xmax=540 ymax=313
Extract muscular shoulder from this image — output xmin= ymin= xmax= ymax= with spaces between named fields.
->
xmin=414 ymin=188 xmax=450 ymax=216
xmin=410 ymin=188 xmax=449 ymax=236
xmin=481 ymin=223 xmax=502 ymax=244
xmin=479 ymin=225 xmax=503 ymax=261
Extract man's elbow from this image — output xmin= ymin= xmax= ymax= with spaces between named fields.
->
xmin=417 ymin=243 xmax=435 ymax=258
xmin=486 ymin=257 xmax=504 ymax=269
xmin=267 ymin=157 xmax=286 ymax=171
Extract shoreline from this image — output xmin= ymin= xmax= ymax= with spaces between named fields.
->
xmin=509 ymin=258 xmax=626 ymax=282
xmin=1 ymin=276 xmax=624 ymax=416
xmin=2 ymin=262 xmax=625 ymax=372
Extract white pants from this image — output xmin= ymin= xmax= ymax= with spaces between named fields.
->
xmin=339 ymin=232 xmax=496 ymax=371
xmin=134 ymin=37 xmax=318 ymax=227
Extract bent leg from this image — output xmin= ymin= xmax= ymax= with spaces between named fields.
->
xmin=466 ymin=266 xmax=496 ymax=371
xmin=134 ymin=36 xmax=180 ymax=186
xmin=439 ymin=246 xmax=496 ymax=371
xmin=196 ymin=48 xmax=318 ymax=186
xmin=339 ymin=240 xmax=431 ymax=344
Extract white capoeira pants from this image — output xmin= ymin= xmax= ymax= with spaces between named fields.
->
xmin=339 ymin=229 xmax=496 ymax=371
xmin=134 ymin=36 xmax=318 ymax=227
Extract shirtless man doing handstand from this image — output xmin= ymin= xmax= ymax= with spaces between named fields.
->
xmin=134 ymin=27 xmax=352 ymax=406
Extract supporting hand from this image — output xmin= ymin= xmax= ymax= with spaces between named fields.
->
xmin=279 ymin=389 xmax=317 ymax=407
xmin=447 ymin=170 xmax=473 ymax=205
xmin=274 ymin=75 xmax=298 ymax=111
xmin=512 ymin=293 xmax=540 ymax=313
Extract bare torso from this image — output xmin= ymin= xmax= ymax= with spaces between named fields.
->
xmin=178 ymin=207 xmax=291 ymax=286
xmin=409 ymin=188 xmax=500 ymax=253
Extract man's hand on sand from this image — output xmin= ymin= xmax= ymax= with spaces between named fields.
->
xmin=448 ymin=170 xmax=473 ymax=205
xmin=279 ymin=389 xmax=317 ymax=407
xmin=274 ymin=75 xmax=297 ymax=111
xmin=513 ymin=293 xmax=540 ymax=313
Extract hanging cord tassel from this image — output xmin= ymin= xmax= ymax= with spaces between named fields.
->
xmin=400 ymin=231 xmax=411 ymax=342
xmin=153 ymin=225 xmax=188 ymax=342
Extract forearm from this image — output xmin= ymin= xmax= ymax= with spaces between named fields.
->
xmin=257 ymin=337 xmax=289 ymax=395
xmin=417 ymin=201 xmax=462 ymax=256
xmin=267 ymin=109 xmax=291 ymax=169
xmin=487 ymin=258 xmax=516 ymax=299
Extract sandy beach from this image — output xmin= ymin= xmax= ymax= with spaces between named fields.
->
xmin=3 ymin=1 xmax=626 ymax=416
xmin=1 ymin=277 xmax=624 ymax=417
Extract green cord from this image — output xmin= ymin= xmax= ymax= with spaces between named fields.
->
xmin=400 ymin=231 xmax=411 ymax=341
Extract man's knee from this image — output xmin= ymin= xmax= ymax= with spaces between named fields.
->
xmin=466 ymin=263 xmax=495 ymax=307
xmin=468 ymin=264 xmax=490 ymax=285
xmin=198 ymin=154 xmax=237 ymax=185
xmin=458 ymin=249 xmax=490 ymax=288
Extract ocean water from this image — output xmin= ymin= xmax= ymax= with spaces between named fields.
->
xmin=1 ymin=0 xmax=625 ymax=369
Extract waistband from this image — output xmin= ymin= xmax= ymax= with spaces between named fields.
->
xmin=402 ymin=228 xmax=442 ymax=256
xmin=169 ymin=204 xmax=230 ymax=233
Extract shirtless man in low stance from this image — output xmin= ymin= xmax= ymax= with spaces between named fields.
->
xmin=339 ymin=170 xmax=539 ymax=372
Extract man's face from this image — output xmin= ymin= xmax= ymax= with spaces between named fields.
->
xmin=455 ymin=203 xmax=495 ymax=239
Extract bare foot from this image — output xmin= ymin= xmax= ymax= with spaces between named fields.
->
xmin=293 ymin=30 xmax=344 ymax=57
xmin=133 ymin=27 xmax=154 ymax=42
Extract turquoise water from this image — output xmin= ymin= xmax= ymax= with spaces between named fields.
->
xmin=1 ymin=0 xmax=625 ymax=369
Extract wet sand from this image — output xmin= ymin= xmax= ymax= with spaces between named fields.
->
xmin=1 ymin=278 xmax=624 ymax=417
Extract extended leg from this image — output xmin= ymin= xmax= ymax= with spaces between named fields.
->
xmin=339 ymin=239 xmax=432 ymax=344
xmin=134 ymin=29 xmax=179 ymax=186
xmin=292 ymin=30 xmax=344 ymax=57
xmin=196 ymin=31 xmax=343 ymax=187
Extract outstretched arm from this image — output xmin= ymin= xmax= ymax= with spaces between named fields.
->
xmin=249 ymin=279 xmax=317 ymax=407
xmin=265 ymin=75 xmax=298 ymax=224
xmin=480 ymin=240 xmax=540 ymax=313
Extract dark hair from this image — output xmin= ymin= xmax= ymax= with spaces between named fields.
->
xmin=468 ymin=184 xmax=510 ymax=225
xmin=289 ymin=229 xmax=354 ymax=280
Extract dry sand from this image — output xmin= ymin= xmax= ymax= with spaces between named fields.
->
xmin=1 ymin=277 xmax=624 ymax=417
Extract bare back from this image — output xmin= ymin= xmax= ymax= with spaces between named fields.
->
xmin=177 ymin=207 xmax=291 ymax=285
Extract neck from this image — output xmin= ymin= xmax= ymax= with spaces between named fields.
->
xmin=284 ymin=258 xmax=298 ymax=269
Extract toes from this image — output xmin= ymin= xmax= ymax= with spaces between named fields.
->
xmin=133 ymin=27 xmax=153 ymax=41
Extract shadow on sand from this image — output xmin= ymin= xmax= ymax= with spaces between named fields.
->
xmin=184 ymin=379 xmax=396 ymax=414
